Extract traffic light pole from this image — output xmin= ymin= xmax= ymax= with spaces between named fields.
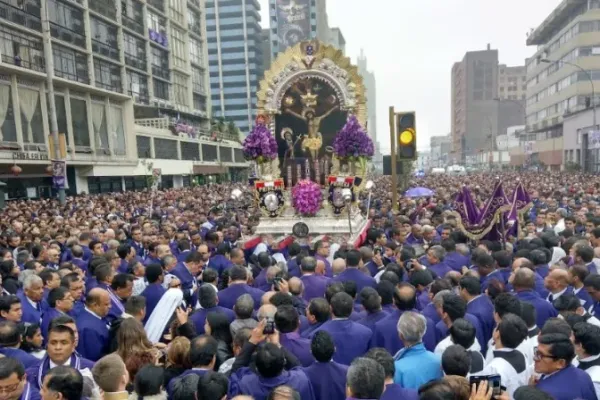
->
xmin=389 ymin=106 xmax=398 ymax=212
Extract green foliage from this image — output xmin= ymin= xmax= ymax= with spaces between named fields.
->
xmin=565 ymin=161 xmax=581 ymax=172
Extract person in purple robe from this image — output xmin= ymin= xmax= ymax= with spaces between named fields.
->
xmin=365 ymin=348 xmax=418 ymax=400
xmin=69 ymin=246 xmax=88 ymax=277
xmin=300 ymin=298 xmax=330 ymax=339
xmin=423 ymin=246 xmax=453 ymax=279
xmin=26 ymin=324 xmax=94 ymax=390
xmin=422 ymin=279 xmax=453 ymax=325
xmin=356 ymin=287 xmax=389 ymax=331
xmin=535 ymin=333 xmax=598 ymax=400
xmin=276 ymin=304 xmax=314 ymax=367
xmin=18 ymin=275 xmax=44 ymax=325
xmin=128 ymin=227 xmax=145 ymax=258
xmin=167 ymin=335 xmax=218 ymax=396
xmin=584 ymin=274 xmax=600 ymax=317
xmin=409 ymin=270 xmax=433 ymax=311
xmin=286 ymin=243 xmax=303 ymax=278
xmin=105 ymin=273 xmax=133 ymax=324
xmin=345 ymin=357 xmax=385 ymax=400
xmin=372 ymin=282 xmax=438 ymax=354
xmin=300 ymin=257 xmax=331 ymax=302
xmin=303 ymin=331 xmax=348 ymax=400
xmin=75 ymin=288 xmax=111 ymax=362
xmin=309 ymin=292 xmax=372 ymax=366
xmin=0 ymin=321 xmax=40 ymax=369
xmin=531 ymin=249 xmax=550 ymax=279
xmin=434 ymin=293 xmax=487 ymax=353
xmin=60 ymin=273 xmax=85 ymax=320
xmin=513 ymin=268 xmax=558 ymax=329
xmin=140 ymin=263 xmax=166 ymax=323
xmin=208 ymin=242 xmax=233 ymax=277
xmin=314 ymin=240 xmax=333 ymax=278
xmin=569 ymin=264 xmax=594 ymax=309
xmin=332 ymin=250 xmax=376 ymax=294
xmin=459 ymin=276 xmax=495 ymax=346
xmin=218 ymin=266 xmax=264 ymax=310
xmin=0 ymin=295 xmax=23 ymax=324
xmin=190 ymin=285 xmax=235 ymax=335
xmin=0 ymin=357 xmax=41 ymax=400
xmin=441 ymin=239 xmax=470 ymax=273
xmin=171 ymin=252 xmax=203 ymax=309
xmin=40 ymin=287 xmax=74 ymax=345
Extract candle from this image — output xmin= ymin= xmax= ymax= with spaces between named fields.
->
xmin=287 ymin=165 xmax=292 ymax=188
xmin=314 ymin=159 xmax=320 ymax=184
xmin=296 ymin=163 xmax=302 ymax=183
xmin=305 ymin=159 xmax=310 ymax=181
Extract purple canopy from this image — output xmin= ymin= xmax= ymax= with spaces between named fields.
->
xmin=405 ymin=187 xmax=434 ymax=198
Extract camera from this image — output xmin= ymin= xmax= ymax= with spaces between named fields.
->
xmin=469 ymin=374 xmax=502 ymax=397
xmin=263 ymin=317 xmax=276 ymax=335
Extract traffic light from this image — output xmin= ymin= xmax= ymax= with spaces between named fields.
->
xmin=396 ymin=112 xmax=416 ymax=160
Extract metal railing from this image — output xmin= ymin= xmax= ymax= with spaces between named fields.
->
xmin=0 ymin=1 xmax=42 ymax=31
xmin=54 ymin=67 xmax=89 ymax=84
xmin=147 ymin=0 xmax=164 ymax=12
xmin=151 ymin=64 xmax=169 ymax=80
xmin=94 ymin=80 xmax=122 ymax=93
xmin=124 ymin=53 xmax=146 ymax=71
xmin=92 ymin=39 xmax=120 ymax=61
xmin=135 ymin=118 xmax=170 ymax=130
xmin=121 ymin=15 xmax=144 ymax=35
xmin=89 ymin=0 xmax=115 ymax=19
xmin=1 ymin=53 xmax=45 ymax=72
xmin=50 ymin=22 xmax=86 ymax=48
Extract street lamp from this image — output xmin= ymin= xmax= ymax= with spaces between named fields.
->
xmin=541 ymin=58 xmax=597 ymax=171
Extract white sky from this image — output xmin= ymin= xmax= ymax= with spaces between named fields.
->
xmin=258 ymin=0 xmax=561 ymax=154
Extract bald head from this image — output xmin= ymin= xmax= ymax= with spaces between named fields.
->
xmin=513 ymin=267 xmax=535 ymax=290
xmin=512 ymin=257 xmax=529 ymax=271
xmin=316 ymin=259 xmax=326 ymax=275
xmin=261 ymin=291 xmax=277 ymax=306
xmin=332 ymin=258 xmax=346 ymax=276
xmin=288 ymin=277 xmax=303 ymax=296
xmin=86 ymin=288 xmax=110 ymax=317
xmin=257 ymin=304 xmax=277 ymax=321
xmin=547 ymin=269 xmax=569 ymax=292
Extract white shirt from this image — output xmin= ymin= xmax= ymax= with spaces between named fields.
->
xmin=486 ymin=339 xmax=534 ymax=367
xmin=554 ymin=218 xmax=565 ymax=234
xmin=49 ymin=358 xmax=69 ymax=369
xmin=25 ymin=296 xmax=39 ymax=312
xmin=84 ymin=306 xmax=102 ymax=320
xmin=435 ymin=336 xmax=481 ymax=357
xmin=132 ymin=277 xmax=147 ymax=296
xmin=547 ymin=287 xmax=568 ymax=302
xmin=576 ymin=354 xmax=600 ymax=400
xmin=480 ymin=348 xmax=531 ymax=398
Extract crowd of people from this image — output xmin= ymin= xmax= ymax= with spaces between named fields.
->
xmin=0 ymin=172 xmax=599 ymax=400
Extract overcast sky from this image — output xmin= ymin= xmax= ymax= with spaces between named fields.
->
xmin=258 ymin=0 xmax=560 ymax=154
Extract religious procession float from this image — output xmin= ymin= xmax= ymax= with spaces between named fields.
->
xmin=237 ymin=41 xmax=375 ymax=248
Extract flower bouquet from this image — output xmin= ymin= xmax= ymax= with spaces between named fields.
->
xmin=243 ymin=123 xmax=278 ymax=164
xmin=292 ymin=180 xmax=322 ymax=216
xmin=332 ymin=115 xmax=374 ymax=173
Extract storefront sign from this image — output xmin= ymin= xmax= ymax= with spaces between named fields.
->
xmin=12 ymin=152 xmax=48 ymax=161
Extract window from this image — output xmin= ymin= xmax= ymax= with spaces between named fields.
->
xmin=48 ymin=0 xmax=84 ymax=33
xmin=169 ymin=0 xmax=184 ymax=25
xmin=172 ymin=72 xmax=188 ymax=107
xmin=181 ymin=141 xmax=199 ymax=160
xmin=90 ymin=17 xmax=119 ymax=60
xmin=147 ymin=11 xmax=166 ymax=35
xmin=151 ymin=46 xmax=169 ymax=80
xmin=193 ymin=94 xmax=205 ymax=111
xmin=126 ymin=70 xmax=149 ymax=104
xmin=171 ymin=27 xmax=186 ymax=69
xmin=153 ymin=78 xmax=169 ymax=100
xmin=188 ymin=9 xmax=201 ymax=36
xmin=71 ymin=97 xmax=90 ymax=147
xmin=0 ymin=26 xmax=44 ymax=72
xmin=192 ymin=67 xmax=204 ymax=93
xmin=53 ymin=45 xmax=89 ymax=83
xmin=121 ymin=0 xmax=144 ymax=34
xmin=190 ymin=38 xmax=203 ymax=65
xmin=136 ymin=135 xmax=151 ymax=158
xmin=94 ymin=58 xmax=122 ymax=92
xmin=123 ymin=33 xmax=146 ymax=70
xmin=154 ymin=138 xmax=178 ymax=159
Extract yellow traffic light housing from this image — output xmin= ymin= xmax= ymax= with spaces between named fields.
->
xmin=396 ymin=112 xmax=416 ymax=160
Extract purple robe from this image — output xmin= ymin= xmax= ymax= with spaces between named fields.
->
xmin=428 ymin=262 xmax=452 ymax=279
xmin=280 ymin=332 xmax=315 ymax=367
xmin=208 ymin=254 xmax=233 ymax=276
xmin=75 ymin=308 xmax=109 ymax=361
xmin=287 ymin=258 xmax=301 ymax=278
xmin=416 ymin=289 xmax=431 ymax=311
xmin=444 ymin=252 xmax=471 ymax=273
xmin=143 ymin=256 xmax=161 ymax=266
xmin=171 ymin=263 xmax=198 ymax=308
xmin=218 ymin=283 xmax=264 ymax=310
xmin=536 ymin=264 xmax=550 ymax=279
xmin=536 ymin=365 xmax=598 ymax=400
xmin=466 ymin=295 xmax=495 ymax=346
xmin=140 ymin=283 xmax=166 ymax=323
xmin=356 ymin=310 xmax=389 ymax=331
xmin=372 ymin=309 xmax=437 ymax=354
xmin=26 ymin=353 xmax=94 ymax=390
xmin=301 ymin=274 xmax=331 ymax=302
xmin=40 ymin=308 xmax=66 ymax=345
xmin=70 ymin=258 xmax=88 ymax=276
xmin=435 ymin=313 xmax=486 ymax=353
xmin=0 ymin=348 xmax=40 ymax=369
xmin=18 ymin=293 xmax=41 ymax=325
xmin=19 ymin=382 xmax=40 ymax=400
xmin=422 ymin=302 xmax=441 ymax=325
xmin=515 ymin=290 xmax=558 ymax=329
xmin=575 ymin=287 xmax=594 ymax=309
xmin=381 ymin=383 xmax=419 ymax=400
xmin=253 ymin=268 xmax=269 ymax=290
xmin=310 ymin=319 xmax=372 ymax=365
xmin=303 ymin=361 xmax=348 ymax=400
xmin=315 ymin=255 xmax=333 ymax=278
xmin=189 ymin=306 xmax=235 ymax=335
xmin=229 ymin=367 xmax=316 ymax=400
xmin=332 ymin=268 xmax=377 ymax=294
xmin=300 ymin=321 xmax=325 ymax=339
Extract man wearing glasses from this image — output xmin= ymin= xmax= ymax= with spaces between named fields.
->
xmin=534 ymin=333 xmax=597 ymax=400
xmin=0 ymin=357 xmax=39 ymax=400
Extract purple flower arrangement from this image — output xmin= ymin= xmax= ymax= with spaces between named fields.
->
xmin=332 ymin=115 xmax=374 ymax=159
xmin=243 ymin=123 xmax=278 ymax=163
xmin=292 ymin=180 xmax=322 ymax=216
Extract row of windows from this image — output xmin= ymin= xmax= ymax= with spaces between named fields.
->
xmin=136 ymin=135 xmax=239 ymax=162
xmin=527 ymin=69 xmax=600 ymax=107
xmin=526 ymin=95 xmax=594 ymax=125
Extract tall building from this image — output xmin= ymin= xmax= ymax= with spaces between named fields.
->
xmin=206 ymin=0 xmax=263 ymax=135
xmin=451 ymin=45 xmax=525 ymax=165
xmin=268 ymin=0 xmax=329 ymax=59
xmin=498 ymin=64 xmax=527 ymax=101
xmin=357 ymin=49 xmax=381 ymax=171
xmin=261 ymin=28 xmax=272 ymax=71
xmin=430 ymin=135 xmax=452 ymax=168
xmin=328 ymin=27 xmax=345 ymax=53
xmin=0 ymin=0 xmax=247 ymax=198
xmin=522 ymin=0 xmax=600 ymax=171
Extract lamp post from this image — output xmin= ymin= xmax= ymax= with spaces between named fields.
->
xmin=541 ymin=58 xmax=597 ymax=172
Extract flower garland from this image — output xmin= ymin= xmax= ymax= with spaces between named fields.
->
xmin=242 ymin=123 xmax=278 ymax=163
xmin=292 ymin=180 xmax=322 ymax=216
xmin=332 ymin=115 xmax=374 ymax=159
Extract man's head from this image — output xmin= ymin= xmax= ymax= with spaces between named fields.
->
xmin=233 ymin=294 xmax=254 ymax=320
xmin=196 ymin=371 xmax=228 ymax=400
xmin=544 ymin=269 xmax=569 ymax=293
xmin=495 ymin=313 xmax=528 ymax=349
xmin=330 ymin=292 xmax=353 ymax=319
xmin=0 ymin=296 xmax=22 ymax=323
xmin=534 ymin=333 xmax=575 ymax=375
xmin=306 ymin=298 xmax=330 ymax=325
xmin=256 ymin=343 xmax=285 ymax=379
xmin=310 ymin=331 xmax=335 ymax=363
xmin=274 ymin=305 xmax=299 ymax=334
xmin=189 ymin=335 xmax=218 ymax=369
xmin=91 ymin=354 xmax=129 ymax=394
xmin=493 ymin=293 xmax=521 ymax=324
xmin=0 ymin=321 xmax=20 ymax=349
xmin=359 ymin=287 xmax=382 ymax=314
xmin=60 ymin=273 xmax=84 ymax=302
xmin=46 ymin=324 xmax=77 ymax=364
xmin=40 ymin=366 xmax=83 ymax=400
xmin=48 ymin=287 xmax=74 ymax=313
xmin=23 ymin=275 xmax=43 ymax=303
xmin=458 ymin=276 xmax=481 ymax=301
xmin=573 ymin=322 xmax=600 ymax=359
xmin=111 ymin=274 xmax=134 ymax=300
xmin=441 ymin=344 xmax=471 ymax=377
xmin=345 ymin=357 xmax=385 ymax=399
xmin=0 ymin=357 xmax=26 ymax=400
xmin=364 ymin=348 xmax=396 ymax=381
xmin=397 ymin=311 xmax=426 ymax=346
xmin=85 ymin=288 xmax=111 ymax=318
xmin=124 ymin=296 xmax=146 ymax=321
xmin=449 ymin=318 xmax=476 ymax=349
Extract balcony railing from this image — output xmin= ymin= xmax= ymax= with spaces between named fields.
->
xmin=0 ymin=1 xmax=41 ymax=31
xmin=122 ymin=15 xmax=144 ymax=35
xmin=89 ymin=0 xmax=115 ymax=19
xmin=135 ymin=118 xmax=240 ymax=142
xmin=125 ymin=54 xmax=147 ymax=71
xmin=129 ymin=90 xmax=149 ymax=104
xmin=95 ymin=80 xmax=122 ymax=93
xmin=2 ymin=53 xmax=45 ymax=72
xmin=147 ymin=0 xmax=164 ymax=12
xmin=189 ymin=24 xmax=202 ymax=37
xmin=54 ymin=67 xmax=89 ymax=84
xmin=92 ymin=39 xmax=120 ymax=61
xmin=152 ymin=65 xmax=169 ymax=80
xmin=50 ymin=22 xmax=86 ymax=48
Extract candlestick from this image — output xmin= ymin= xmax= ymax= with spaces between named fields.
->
xmin=287 ymin=165 xmax=292 ymax=188
xmin=296 ymin=163 xmax=302 ymax=182
xmin=305 ymin=159 xmax=310 ymax=181
xmin=314 ymin=159 xmax=320 ymax=185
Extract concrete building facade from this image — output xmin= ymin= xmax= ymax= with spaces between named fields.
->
xmin=205 ymin=0 xmax=264 ymax=135
xmin=328 ymin=27 xmax=345 ymax=53
xmin=498 ymin=64 xmax=527 ymax=101
xmin=356 ymin=49 xmax=381 ymax=171
xmin=524 ymin=0 xmax=600 ymax=171
xmin=429 ymin=135 xmax=452 ymax=168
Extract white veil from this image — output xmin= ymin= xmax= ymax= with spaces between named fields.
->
xmin=144 ymin=288 xmax=184 ymax=343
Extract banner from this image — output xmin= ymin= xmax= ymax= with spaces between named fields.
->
xmin=276 ymin=0 xmax=311 ymax=50
xmin=51 ymin=160 xmax=66 ymax=189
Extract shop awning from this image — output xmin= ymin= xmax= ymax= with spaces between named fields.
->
xmin=193 ymin=165 xmax=228 ymax=175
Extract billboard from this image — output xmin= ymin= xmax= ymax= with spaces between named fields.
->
xmin=276 ymin=0 xmax=311 ymax=50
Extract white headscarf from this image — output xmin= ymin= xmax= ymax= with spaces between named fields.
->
xmin=144 ymin=288 xmax=184 ymax=343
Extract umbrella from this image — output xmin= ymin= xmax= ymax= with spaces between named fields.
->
xmin=405 ymin=187 xmax=435 ymax=198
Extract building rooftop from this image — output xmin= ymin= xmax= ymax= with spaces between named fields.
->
xmin=526 ymin=0 xmax=581 ymax=45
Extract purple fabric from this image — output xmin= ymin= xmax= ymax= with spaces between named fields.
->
xmin=453 ymin=186 xmax=480 ymax=226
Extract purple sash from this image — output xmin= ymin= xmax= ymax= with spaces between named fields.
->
xmin=37 ymin=354 xmax=81 ymax=389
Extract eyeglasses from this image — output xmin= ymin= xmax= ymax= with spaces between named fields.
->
xmin=534 ymin=348 xmax=558 ymax=361
xmin=0 ymin=380 xmax=22 ymax=394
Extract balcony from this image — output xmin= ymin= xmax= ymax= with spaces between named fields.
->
xmin=92 ymin=39 xmax=120 ymax=61
xmin=147 ymin=0 xmax=164 ymax=12
xmin=152 ymin=65 xmax=169 ymax=80
xmin=2 ymin=53 xmax=45 ymax=72
xmin=50 ymin=22 xmax=86 ymax=48
xmin=122 ymin=15 xmax=144 ymax=36
xmin=129 ymin=90 xmax=149 ymax=104
xmin=89 ymin=0 xmax=115 ymax=19
xmin=189 ymin=23 xmax=202 ymax=37
xmin=0 ymin=1 xmax=41 ymax=32
xmin=54 ymin=67 xmax=89 ymax=84
xmin=95 ymin=80 xmax=122 ymax=93
xmin=125 ymin=54 xmax=147 ymax=71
